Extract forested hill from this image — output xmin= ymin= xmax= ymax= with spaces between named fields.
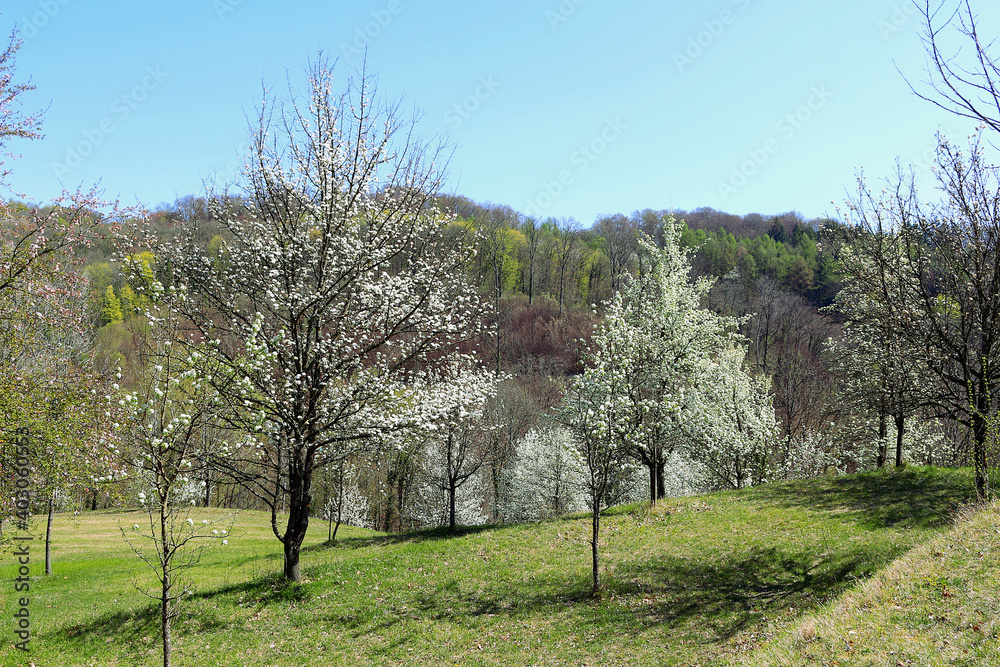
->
xmin=434 ymin=195 xmax=842 ymax=310
xmin=90 ymin=194 xmax=841 ymax=334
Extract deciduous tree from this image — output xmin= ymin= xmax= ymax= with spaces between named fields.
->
xmin=559 ymin=367 xmax=633 ymax=597
xmin=0 ymin=27 xmax=42 ymax=183
xmin=826 ymin=283 xmax=932 ymax=469
xmin=603 ymin=219 xmax=746 ymax=503
xmin=417 ymin=359 xmax=499 ymax=532
xmin=501 ymin=425 xmax=585 ymax=522
xmin=910 ymin=0 xmax=1000 ymax=133
xmin=111 ymin=312 xmax=237 ymax=667
xmin=685 ymin=347 xmax=777 ymax=489
xmin=157 ymin=59 xmax=485 ymax=580
xmin=838 ymin=138 xmax=1000 ymax=500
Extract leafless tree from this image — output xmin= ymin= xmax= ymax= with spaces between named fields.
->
xmin=594 ymin=214 xmax=637 ymax=295
xmin=522 ymin=217 xmax=540 ymax=304
xmin=909 ymin=0 xmax=1000 ymax=134
xmin=839 ymin=141 xmax=1000 ymax=500
xmin=477 ymin=205 xmax=519 ymax=373
xmin=551 ymin=218 xmax=579 ymax=317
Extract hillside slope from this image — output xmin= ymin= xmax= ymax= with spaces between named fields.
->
xmin=0 ymin=467 xmax=983 ymax=666
xmin=732 ymin=499 xmax=1000 ymax=666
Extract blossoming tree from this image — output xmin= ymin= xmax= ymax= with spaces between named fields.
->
xmin=684 ymin=346 xmax=778 ymax=489
xmin=111 ymin=314 xmax=236 ymax=667
xmin=156 ymin=59 xmax=485 ymax=581
xmin=501 ymin=425 xmax=586 ymax=523
xmin=561 ymin=219 xmax=777 ymax=594
xmin=597 ymin=219 xmax=752 ymax=502
xmin=415 ymin=358 xmax=500 ymax=532
xmin=559 ymin=355 xmax=635 ymax=597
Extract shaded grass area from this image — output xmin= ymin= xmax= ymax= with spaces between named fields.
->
xmin=735 ymin=500 xmax=1000 ymax=666
xmin=0 ymin=466 xmax=982 ymax=666
xmin=751 ymin=466 xmax=973 ymax=530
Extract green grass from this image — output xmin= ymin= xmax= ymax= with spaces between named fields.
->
xmin=728 ymin=495 xmax=1000 ymax=666
xmin=0 ymin=466 xmax=986 ymax=666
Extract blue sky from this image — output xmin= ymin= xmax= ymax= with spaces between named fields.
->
xmin=4 ymin=0 xmax=998 ymax=226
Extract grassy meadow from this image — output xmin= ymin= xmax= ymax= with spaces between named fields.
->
xmin=0 ymin=466 xmax=993 ymax=666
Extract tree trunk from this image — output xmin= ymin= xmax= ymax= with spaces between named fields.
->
xmin=648 ymin=464 xmax=657 ymax=506
xmin=528 ymin=255 xmax=534 ymax=305
xmin=591 ymin=506 xmax=601 ymax=596
xmin=160 ymin=503 xmax=172 ymax=667
xmin=972 ymin=402 xmax=989 ymax=502
xmin=282 ymin=460 xmax=313 ymax=582
xmin=526 ymin=223 xmax=537 ymax=306
xmin=448 ymin=483 xmax=457 ymax=532
xmin=644 ymin=452 xmax=666 ymax=505
xmin=45 ymin=489 xmax=54 ymax=576
xmin=877 ymin=413 xmax=887 ymax=469
xmin=332 ymin=467 xmax=344 ymax=544
xmin=283 ymin=529 xmax=303 ymax=582
xmin=329 ymin=461 xmax=344 ymax=544
xmin=894 ymin=413 xmax=905 ymax=469
xmin=162 ymin=567 xmax=172 ymax=667
xmin=491 ymin=453 xmax=504 ymax=523
xmin=395 ymin=472 xmax=407 ymax=532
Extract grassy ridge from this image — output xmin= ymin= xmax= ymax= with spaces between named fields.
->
xmin=732 ymin=499 xmax=1000 ymax=666
xmin=0 ymin=467 xmax=984 ymax=666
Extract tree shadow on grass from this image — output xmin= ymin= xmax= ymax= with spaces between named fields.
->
xmin=56 ymin=540 xmax=900 ymax=657
xmin=603 ymin=544 xmax=887 ymax=641
xmin=58 ymin=570 xmax=311 ymax=653
xmin=189 ymin=570 xmax=315 ymax=607
xmin=311 ymin=522 xmax=514 ymax=552
xmin=60 ymin=603 xmax=160 ymax=662
xmin=438 ymin=542 xmax=898 ymax=646
xmin=750 ymin=467 xmax=976 ymax=530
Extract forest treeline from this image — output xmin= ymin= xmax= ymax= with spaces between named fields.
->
xmin=87 ymin=196 xmax=840 ymax=326
xmin=86 ymin=196 xmax=842 ymax=372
